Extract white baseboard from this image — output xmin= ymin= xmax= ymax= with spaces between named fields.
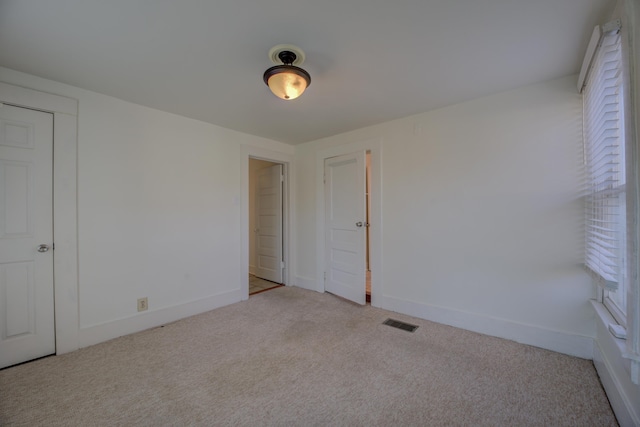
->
xmin=295 ymin=275 xmax=317 ymax=291
xmin=592 ymin=301 xmax=640 ymax=427
xmin=379 ymin=295 xmax=594 ymax=359
xmin=78 ymin=289 xmax=243 ymax=348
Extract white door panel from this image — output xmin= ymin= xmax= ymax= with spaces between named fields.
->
xmin=325 ymin=152 xmax=366 ymax=304
xmin=255 ymin=164 xmax=283 ymax=283
xmin=0 ymin=104 xmax=54 ymax=368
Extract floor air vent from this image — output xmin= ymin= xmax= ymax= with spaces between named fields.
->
xmin=383 ymin=318 xmax=418 ymax=333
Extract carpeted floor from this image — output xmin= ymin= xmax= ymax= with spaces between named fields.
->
xmin=0 ymin=286 xmax=617 ymax=426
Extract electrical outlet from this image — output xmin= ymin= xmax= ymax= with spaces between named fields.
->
xmin=137 ymin=297 xmax=148 ymax=312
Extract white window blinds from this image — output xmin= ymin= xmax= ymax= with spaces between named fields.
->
xmin=583 ymin=28 xmax=625 ymax=291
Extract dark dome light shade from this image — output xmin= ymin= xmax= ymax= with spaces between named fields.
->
xmin=263 ymin=50 xmax=311 ymax=100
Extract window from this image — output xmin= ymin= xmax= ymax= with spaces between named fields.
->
xmin=582 ymin=23 xmax=628 ymax=326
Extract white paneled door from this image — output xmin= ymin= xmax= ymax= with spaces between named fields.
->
xmin=255 ymin=164 xmax=283 ymax=283
xmin=0 ymin=104 xmax=54 ymax=369
xmin=324 ymin=152 xmax=366 ymax=305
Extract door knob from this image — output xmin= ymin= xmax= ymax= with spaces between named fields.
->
xmin=37 ymin=244 xmax=50 ymax=253
xmin=356 ymin=222 xmax=363 ymax=227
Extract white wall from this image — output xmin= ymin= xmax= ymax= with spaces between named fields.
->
xmin=0 ymin=66 xmax=293 ymax=348
xmin=295 ymin=75 xmax=595 ymax=357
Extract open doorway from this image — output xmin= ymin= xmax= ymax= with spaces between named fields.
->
xmin=241 ymin=147 xmax=293 ymax=301
xmin=249 ymin=158 xmax=285 ymax=295
xmin=365 ymin=150 xmax=372 ymax=302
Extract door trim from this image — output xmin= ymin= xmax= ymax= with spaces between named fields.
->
xmin=241 ymin=145 xmax=294 ymax=299
xmin=316 ymin=138 xmax=382 ymax=306
xmin=0 ymin=82 xmax=79 ymax=355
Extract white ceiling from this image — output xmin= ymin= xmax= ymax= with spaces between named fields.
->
xmin=0 ymin=0 xmax=614 ymax=145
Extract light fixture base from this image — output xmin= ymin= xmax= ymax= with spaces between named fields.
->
xmin=268 ymin=44 xmax=306 ymax=66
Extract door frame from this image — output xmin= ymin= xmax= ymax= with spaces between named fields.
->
xmin=0 ymin=82 xmax=79 ymax=355
xmin=316 ymin=138 xmax=382 ymax=306
xmin=241 ymin=146 xmax=294 ymax=299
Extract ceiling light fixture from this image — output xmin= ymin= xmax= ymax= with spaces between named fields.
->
xmin=263 ymin=45 xmax=311 ymax=100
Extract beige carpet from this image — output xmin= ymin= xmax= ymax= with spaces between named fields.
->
xmin=0 ymin=287 xmax=617 ymax=426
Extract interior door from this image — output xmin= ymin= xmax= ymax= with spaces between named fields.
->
xmin=255 ymin=164 xmax=283 ymax=283
xmin=325 ymin=152 xmax=366 ymax=304
xmin=0 ymin=104 xmax=55 ymax=369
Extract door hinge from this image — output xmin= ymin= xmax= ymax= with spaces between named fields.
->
xmin=52 ymin=242 xmax=55 ymax=250
xmin=281 ymin=174 xmax=284 ymax=183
